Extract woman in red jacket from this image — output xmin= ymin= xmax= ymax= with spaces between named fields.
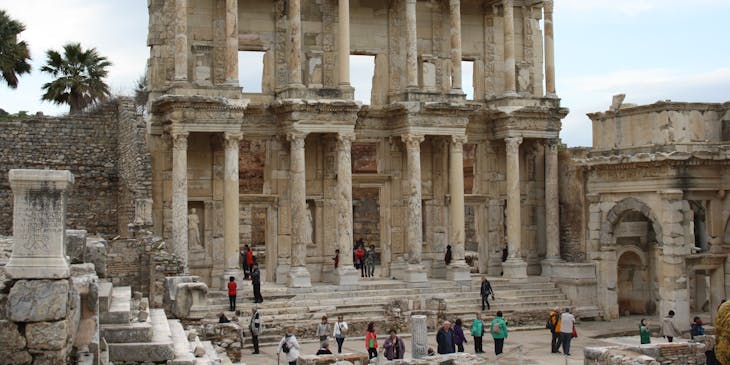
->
xmin=227 ymin=276 xmax=237 ymax=311
xmin=365 ymin=322 xmax=378 ymax=359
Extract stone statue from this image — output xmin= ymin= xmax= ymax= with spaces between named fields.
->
xmin=188 ymin=208 xmax=202 ymax=248
xmin=304 ymin=205 xmax=314 ymax=244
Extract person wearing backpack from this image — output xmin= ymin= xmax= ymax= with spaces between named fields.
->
xmin=548 ymin=306 xmax=562 ymax=353
xmin=277 ymin=326 xmax=300 ymax=365
xmin=333 ymin=315 xmax=349 ymax=353
xmin=489 ymin=311 xmax=508 ymax=356
xmin=471 ymin=312 xmax=485 ymax=353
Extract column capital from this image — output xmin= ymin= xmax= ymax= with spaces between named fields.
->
xmin=503 ymin=0 xmax=513 ymax=7
xmin=543 ymin=0 xmax=554 ymax=14
xmin=451 ymin=135 xmax=468 ymax=145
xmin=171 ymin=131 xmax=189 ymax=150
xmin=546 ymin=138 xmax=560 ymax=149
xmin=287 ymin=131 xmax=308 ymax=148
xmin=336 ymin=132 xmax=356 ymax=149
xmin=401 ymin=134 xmax=425 ymax=149
xmin=224 ymin=132 xmax=243 ymax=149
xmin=505 ymin=136 xmax=522 ymax=149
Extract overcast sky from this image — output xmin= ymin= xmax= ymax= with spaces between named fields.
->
xmin=1 ymin=0 xmax=729 ymax=147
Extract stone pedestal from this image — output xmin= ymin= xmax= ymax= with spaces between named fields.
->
xmin=288 ymin=266 xmax=312 ymax=288
xmin=411 ymin=315 xmax=428 ymax=359
xmin=502 ymin=258 xmax=528 ymax=280
xmin=446 ymin=264 xmax=472 ymax=283
xmin=540 ymin=258 xmax=561 ymax=278
xmin=334 ymin=267 xmax=360 ymax=287
xmin=404 ymin=264 xmax=429 ymax=287
xmin=6 ymin=169 xmax=74 ymax=279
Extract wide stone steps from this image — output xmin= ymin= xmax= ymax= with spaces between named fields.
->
xmin=107 ymin=309 xmax=176 ymax=363
xmin=100 ymin=286 xmax=132 ymax=325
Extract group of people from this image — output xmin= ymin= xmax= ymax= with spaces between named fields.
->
xmin=546 ymin=306 xmax=577 ymax=356
xmin=353 ymin=239 xmax=377 ymax=278
xmin=437 ymin=312 xmax=509 ymax=356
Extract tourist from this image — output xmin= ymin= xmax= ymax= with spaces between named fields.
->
xmin=333 ymin=248 xmax=340 ymax=269
xmin=249 ymin=263 xmax=263 ymax=303
xmin=444 ymin=244 xmax=452 ymax=265
xmin=453 ymin=318 xmax=467 ymax=352
xmin=436 ymin=320 xmax=456 ymax=354
xmin=241 ymin=245 xmax=250 ymax=278
xmin=480 ymin=276 xmax=494 ymax=310
xmin=217 ymin=312 xmax=230 ymax=323
xmin=471 ymin=312 xmax=485 ymax=353
xmin=245 ymin=245 xmax=255 ymax=278
xmin=227 ymin=276 xmax=237 ymax=311
xmin=333 ymin=314 xmax=349 ymax=353
xmin=690 ymin=316 xmax=705 ymax=339
xmin=548 ymin=306 xmax=562 ymax=353
xmin=427 ymin=347 xmax=436 ymax=356
xmin=316 ymin=341 xmax=333 ymax=355
xmin=490 ymin=311 xmax=508 ymax=355
xmin=249 ymin=306 xmax=262 ymax=354
xmin=383 ymin=328 xmax=405 ymax=360
xmin=661 ymin=310 xmax=681 ymax=342
xmin=639 ymin=318 xmax=650 ymax=344
xmin=355 ymin=244 xmax=366 ymax=277
xmin=316 ymin=315 xmax=330 ymax=346
xmin=365 ymin=322 xmax=378 ymax=359
xmin=559 ymin=308 xmax=575 ymax=356
xmin=278 ymin=326 xmax=301 ymax=365
xmin=365 ymin=244 xmax=376 ymax=277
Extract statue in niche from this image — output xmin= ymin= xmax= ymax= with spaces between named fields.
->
xmin=188 ymin=208 xmax=202 ymax=249
xmin=304 ymin=204 xmax=314 ymax=244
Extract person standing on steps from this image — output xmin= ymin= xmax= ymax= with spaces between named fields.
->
xmin=249 ymin=306 xmax=262 ymax=354
xmin=333 ymin=315 xmax=348 ymax=353
xmin=365 ymin=244 xmax=376 ymax=277
xmin=490 ymin=311 xmax=508 ymax=356
xmin=661 ymin=310 xmax=681 ymax=342
xmin=444 ymin=245 xmax=452 ymax=266
xmin=250 ymin=263 xmax=263 ymax=303
xmin=277 ymin=326 xmax=300 ymax=365
xmin=227 ymin=276 xmax=237 ymax=311
xmin=436 ymin=320 xmax=456 ymax=354
xmin=548 ymin=306 xmax=562 ymax=353
xmin=355 ymin=244 xmax=366 ymax=277
xmin=454 ymin=318 xmax=467 ymax=352
xmin=480 ymin=277 xmax=494 ymax=310
xmin=383 ymin=328 xmax=405 ymax=360
xmin=639 ymin=318 xmax=651 ymax=344
xmin=559 ymin=307 xmax=575 ymax=356
xmin=245 ymin=245 xmax=255 ymax=278
xmin=333 ymin=249 xmax=340 ymax=269
xmin=316 ymin=315 xmax=330 ymax=346
xmin=365 ymin=322 xmax=378 ymax=359
xmin=471 ymin=312 xmax=485 ymax=353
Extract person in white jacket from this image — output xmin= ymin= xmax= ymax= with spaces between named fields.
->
xmin=333 ymin=315 xmax=349 ymax=353
xmin=277 ymin=326 xmax=300 ymax=365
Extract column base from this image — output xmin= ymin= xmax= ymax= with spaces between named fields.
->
xmin=334 ymin=266 xmax=360 ymax=287
xmin=221 ymin=268 xmax=245 ymax=291
xmin=275 ymin=263 xmax=290 ymax=285
xmin=540 ymin=258 xmax=562 ymax=278
xmin=502 ymin=258 xmax=528 ymax=280
xmin=5 ymin=256 xmax=70 ymax=279
xmin=446 ymin=261 xmax=472 ymax=285
xmin=288 ymin=266 xmax=312 ymax=288
xmin=404 ymin=264 xmax=429 ymax=287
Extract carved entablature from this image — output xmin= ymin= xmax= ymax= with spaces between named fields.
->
xmin=272 ymin=99 xmax=360 ymax=134
xmin=150 ymin=95 xmax=247 ymax=134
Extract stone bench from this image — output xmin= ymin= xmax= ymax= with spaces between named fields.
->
xmin=297 ymin=352 xmax=370 ymax=365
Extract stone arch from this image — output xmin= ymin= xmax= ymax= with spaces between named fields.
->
xmin=601 ymin=197 xmax=663 ymax=246
xmin=616 ymin=245 xmax=648 ymax=268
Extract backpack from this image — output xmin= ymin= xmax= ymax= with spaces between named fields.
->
xmin=281 ymin=338 xmax=290 ymax=353
xmin=492 ymin=321 xmax=502 ymax=334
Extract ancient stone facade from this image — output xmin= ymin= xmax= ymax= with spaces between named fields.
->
xmin=145 ymin=0 xmax=567 ymax=289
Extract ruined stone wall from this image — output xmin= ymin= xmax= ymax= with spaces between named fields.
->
xmin=558 ymin=148 xmax=588 ymax=262
xmin=584 ymin=341 xmax=709 ymax=365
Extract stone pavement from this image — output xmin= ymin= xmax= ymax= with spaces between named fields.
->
xmin=233 ymin=315 xmax=694 ymax=364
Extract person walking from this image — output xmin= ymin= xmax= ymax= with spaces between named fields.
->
xmin=277 ymin=326 xmax=300 ymax=365
xmin=661 ymin=310 xmax=681 ymax=342
xmin=316 ymin=316 xmax=331 ymax=346
xmin=333 ymin=315 xmax=348 ymax=353
xmin=548 ymin=306 xmax=562 ymax=353
xmin=640 ymin=318 xmax=651 ymax=344
xmin=454 ymin=318 xmax=467 ymax=352
xmin=444 ymin=245 xmax=452 ymax=265
xmin=436 ymin=321 xmax=456 ymax=354
xmin=227 ymin=276 xmax=237 ymax=311
xmin=490 ymin=311 xmax=508 ymax=356
xmin=249 ymin=306 xmax=262 ymax=354
xmin=250 ymin=263 xmax=263 ymax=303
xmin=365 ymin=322 xmax=378 ymax=359
xmin=471 ymin=313 xmax=485 ymax=353
xmin=365 ymin=244 xmax=376 ymax=277
xmin=480 ymin=277 xmax=494 ymax=310
xmin=355 ymin=244 xmax=366 ymax=277
xmin=383 ymin=329 xmax=406 ymax=360
xmin=559 ymin=307 xmax=575 ymax=356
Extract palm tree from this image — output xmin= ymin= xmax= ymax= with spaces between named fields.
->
xmin=41 ymin=43 xmax=112 ymax=114
xmin=0 ymin=9 xmax=32 ymax=88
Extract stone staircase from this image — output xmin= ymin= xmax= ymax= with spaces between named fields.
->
xmin=98 ymin=283 xmax=226 ymax=364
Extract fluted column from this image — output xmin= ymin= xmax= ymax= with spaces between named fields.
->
xmin=288 ymin=132 xmax=311 ymax=287
xmin=449 ymin=0 xmax=462 ymax=91
xmin=405 ymin=0 xmax=418 ymax=89
xmin=224 ymin=0 xmax=239 ymax=85
xmin=447 ymin=135 xmax=470 ymax=283
xmin=502 ymin=0 xmax=517 ymax=95
xmin=402 ymin=134 xmax=428 ymax=284
xmin=503 ymin=137 xmax=527 ymax=279
xmin=171 ymin=131 xmax=190 ymax=271
xmin=174 ymin=0 xmax=189 ymax=81
xmin=543 ymin=0 xmax=556 ymax=96
xmin=223 ymin=132 xmax=242 ymax=284
xmin=335 ymin=133 xmax=359 ymax=286
xmin=338 ymin=0 xmax=351 ymax=86
xmin=541 ymin=138 xmax=561 ymax=276
xmin=288 ymin=0 xmax=303 ymax=86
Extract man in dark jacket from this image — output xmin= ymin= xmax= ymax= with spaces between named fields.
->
xmin=436 ymin=321 xmax=456 ymax=354
xmin=480 ymin=277 xmax=494 ymax=310
xmin=250 ymin=263 xmax=263 ymax=303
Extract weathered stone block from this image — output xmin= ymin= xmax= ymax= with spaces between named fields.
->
xmin=66 ymin=230 xmax=87 ymax=264
xmin=85 ymin=238 xmax=107 ymax=277
xmin=26 ymin=320 xmax=67 ymax=350
xmin=0 ymin=320 xmax=27 ymax=353
xmin=28 ymin=349 xmax=67 ymax=365
xmin=8 ymin=280 xmax=69 ymax=322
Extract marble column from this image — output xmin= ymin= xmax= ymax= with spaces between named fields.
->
xmin=288 ymin=132 xmax=311 ymax=287
xmin=288 ymin=0 xmax=303 ymax=86
xmin=335 ymin=133 xmax=359 ymax=286
xmin=405 ymin=0 xmax=418 ymax=89
xmin=174 ymin=0 xmax=188 ymax=81
xmin=449 ymin=0 xmax=462 ymax=91
xmin=541 ymin=139 xmax=561 ymax=276
xmin=338 ymin=0 xmax=351 ymax=86
xmin=224 ymin=0 xmax=239 ymax=85
xmin=502 ymin=0 xmax=517 ymax=96
xmin=223 ymin=132 xmax=242 ymax=286
xmin=543 ymin=0 xmax=556 ymax=96
xmin=447 ymin=136 xmax=471 ymax=283
xmin=503 ymin=137 xmax=527 ymax=279
xmin=402 ymin=134 xmax=428 ymax=284
xmin=171 ymin=131 xmax=190 ymax=272
xmin=411 ymin=315 xmax=428 ymax=359
xmin=5 ymin=169 xmax=74 ymax=279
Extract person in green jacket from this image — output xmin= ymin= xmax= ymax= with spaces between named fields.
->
xmin=640 ymin=318 xmax=651 ymax=344
xmin=490 ymin=311 xmax=509 ymax=355
xmin=471 ymin=312 xmax=485 ymax=353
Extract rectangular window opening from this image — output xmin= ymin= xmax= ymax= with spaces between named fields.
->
xmin=238 ymin=51 xmax=265 ymax=93
xmin=350 ymin=55 xmax=375 ymax=105
xmin=462 ymin=60 xmax=475 ymax=100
